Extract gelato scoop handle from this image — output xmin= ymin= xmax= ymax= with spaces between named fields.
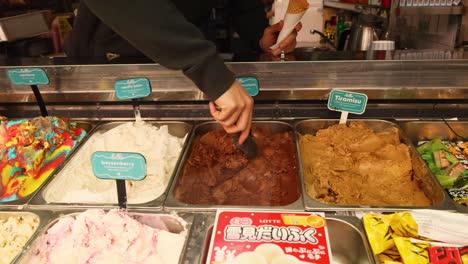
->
xmin=212 ymin=102 xmax=257 ymax=158
xmin=233 ymin=133 xmax=257 ymax=159
xmin=116 ymin=180 xmax=127 ymax=209
xmin=31 ymin=85 xmax=48 ymax=117
xmin=132 ymin=99 xmax=142 ymax=122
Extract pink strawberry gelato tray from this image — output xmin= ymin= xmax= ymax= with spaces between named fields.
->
xmin=15 ymin=209 xmax=192 ymax=264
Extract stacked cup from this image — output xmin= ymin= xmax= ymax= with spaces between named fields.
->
xmin=367 ymin=40 xmax=395 ymax=60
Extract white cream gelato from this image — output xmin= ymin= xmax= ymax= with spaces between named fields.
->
xmin=44 ymin=122 xmax=186 ymax=204
xmin=0 ymin=213 xmax=39 ymax=264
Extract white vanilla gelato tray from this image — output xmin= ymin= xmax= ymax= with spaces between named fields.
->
xmin=28 ymin=121 xmax=192 ymax=210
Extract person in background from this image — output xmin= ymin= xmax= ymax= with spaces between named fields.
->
xmin=65 ymin=0 xmax=301 ymax=144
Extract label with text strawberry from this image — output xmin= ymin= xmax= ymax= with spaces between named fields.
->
xmin=206 ymin=211 xmax=332 ymax=264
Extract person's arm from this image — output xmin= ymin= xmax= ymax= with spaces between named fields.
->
xmin=83 ymin=0 xmax=233 ymax=100
xmin=84 ymin=0 xmax=253 ymax=144
xmin=231 ymin=0 xmax=270 ymax=52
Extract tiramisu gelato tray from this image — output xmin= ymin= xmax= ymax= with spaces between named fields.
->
xmin=295 ymin=119 xmax=458 ymax=211
xmin=29 ymin=121 xmax=191 ymax=210
xmin=165 ymin=121 xmax=303 ymax=211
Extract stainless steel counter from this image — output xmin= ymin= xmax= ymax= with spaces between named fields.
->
xmin=1 ymin=60 xmax=468 ymax=103
xmin=0 ymin=61 xmax=467 ymax=264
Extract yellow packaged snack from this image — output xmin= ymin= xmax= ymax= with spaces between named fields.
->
xmin=364 ymin=211 xmax=468 ymax=264
xmin=363 ymin=213 xmax=395 ymax=254
xmin=394 ymin=236 xmax=431 ymax=264
xmin=378 ymin=247 xmax=402 ymax=263
xmin=390 ymin=212 xmax=419 ymax=239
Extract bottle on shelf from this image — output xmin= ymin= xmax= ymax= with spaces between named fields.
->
xmin=323 ymin=16 xmax=337 ymax=43
xmin=335 ymin=11 xmax=348 ymax=47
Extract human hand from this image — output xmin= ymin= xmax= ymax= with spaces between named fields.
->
xmin=209 ymin=80 xmax=254 ymax=144
xmin=259 ymin=20 xmax=302 ymax=56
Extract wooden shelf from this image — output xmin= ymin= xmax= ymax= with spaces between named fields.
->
xmin=398 ymin=6 xmax=465 ymax=15
xmin=323 ymin=1 xmax=464 ymax=14
xmin=323 ymin=1 xmax=387 ymax=12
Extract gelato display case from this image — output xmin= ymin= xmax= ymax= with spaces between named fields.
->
xmin=0 ymin=210 xmax=41 ymax=264
xmin=399 ymin=121 xmax=468 ymax=211
xmin=0 ymin=117 xmax=94 ymax=207
xmin=192 ymin=212 xmax=375 ymax=264
xmin=16 ymin=209 xmax=192 ymax=263
xmin=29 ymin=121 xmax=191 ymax=210
xmin=165 ymin=121 xmax=303 ymax=211
xmin=296 ymin=119 xmax=450 ymax=211
xmin=0 ymin=60 xmax=467 ymax=263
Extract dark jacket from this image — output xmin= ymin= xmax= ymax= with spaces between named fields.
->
xmin=65 ymin=0 xmax=268 ymax=99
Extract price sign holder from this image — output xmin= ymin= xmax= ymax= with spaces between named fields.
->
xmin=114 ymin=77 xmax=152 ymax=121
xmin=327 ymin=89 xmax=368 ymax=124
xmin=7 ymin=68 xmax=50 ymax=117
xmin=91 ymin=151 xmax=147 ymax=209
xmin=236 ymin=76 xmax=259 ymax=97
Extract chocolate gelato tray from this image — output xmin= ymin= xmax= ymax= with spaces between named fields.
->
xmin=14 ymin=209 xmax=194 ymax=264
xmin=295 ymin=119 xmax=457 ymax=212
xmin=399 ymin=120 xmax=468 ymax=213
xmin=0 ymin=209 xmax=51 ymax=264
xmin=185 ymin=213 xmax=375 ymax=264
xmin=164 ymin=121 xmax=304 ymax=212
xmin=0 ymin=119 xmax=95 ymax=208
xmin=28 ymin=121 xmax=192 ymax=211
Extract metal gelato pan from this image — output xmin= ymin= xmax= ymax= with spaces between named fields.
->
xmin=16 ymin=209 xmax=194 ymax=264
xmin=165 ymin=121 xmax=304 ymax=212
xmin=0 ymin=210 xmax=48 ymax=264
xmin=0 ymin=121 xmax=95 ymax=208
xmin=189 ymin=213 xmax=375 ymax=264
xmin=29 ymin=121 xmax=192 ymax=210
xmin=399 ymin=120 xmax=468 ymax=213
xmin=295 ymin=119 xmax=455 ymax=211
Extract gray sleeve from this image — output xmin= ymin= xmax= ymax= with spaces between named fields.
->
xmin=84 ymin=0 xmax=235 ymax=99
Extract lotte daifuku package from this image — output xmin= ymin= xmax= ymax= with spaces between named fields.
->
xmin=206 ymin=210 xmax=332 ymax=264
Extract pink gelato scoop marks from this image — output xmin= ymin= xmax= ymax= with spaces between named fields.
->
xmin=25 ymin=209 xmax=186 ymax=264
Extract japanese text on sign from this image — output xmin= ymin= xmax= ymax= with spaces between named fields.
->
xmin=224 ymin=225 xmax=318 ymax=244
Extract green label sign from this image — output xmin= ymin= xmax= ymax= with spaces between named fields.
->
xmin=236 ymin=77 xmax=259 ymax=96
xmin=7 ymin=68 xmax=49 ymax=85
xmin=91 ymin=151 xmax=147 ymax=181
xmin=114 ymin=78 xmax=151 ymax=100
xmin=328 ymin=90 xmax=368 ymax=115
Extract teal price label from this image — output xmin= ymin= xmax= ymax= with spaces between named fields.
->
xmin=91 ymin=151 xmax=147 ymax=181
xmin=7 ymin=68 xmax=49 ymax=85
xmin=328 ymin=89 xmax=368 ymax=115
xmin=114 ymin=78 xmax=151 ymax=100
xmin=236 ymin=76 xmax=259 ymax=96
